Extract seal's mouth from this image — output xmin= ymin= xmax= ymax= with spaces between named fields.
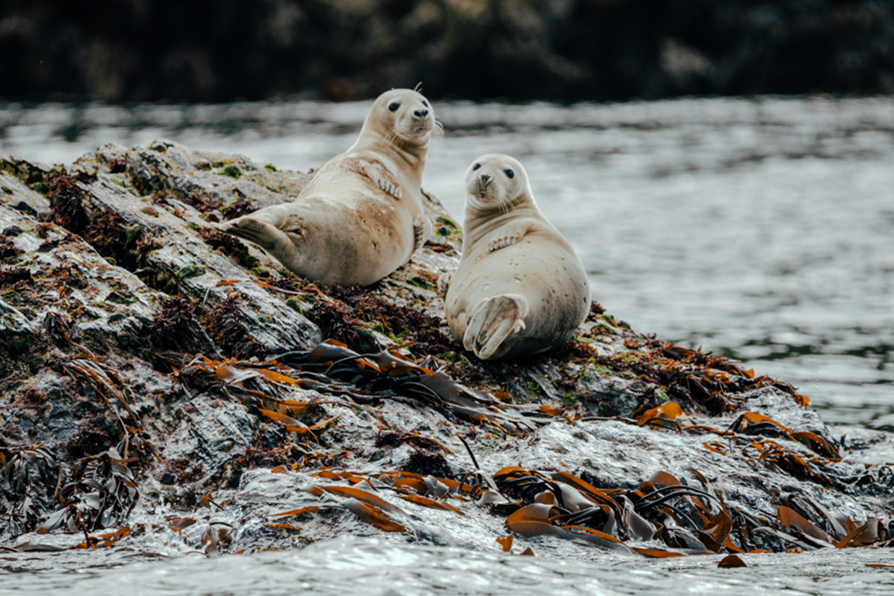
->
xmin=477 ymin=177 xmax=493 ymax=199
xmin=394 ymin=117 xmax=433 ymax=143
xmin=474 ymin=180 xmax=494 ymax=202
xmin=413 ymin=119 xmax=433 ymax=133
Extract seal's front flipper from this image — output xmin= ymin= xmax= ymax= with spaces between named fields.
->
xmin=487 ymin=221 xmax=532 ymax=253
xmin=357 ymin=158 xmax=402 ymax=200
xmin=463 ymin=294 xmax=528 ymax=360
xmin=219 ymin=216 xmax=272 ymax=246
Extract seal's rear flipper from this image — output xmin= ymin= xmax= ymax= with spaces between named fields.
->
xmin=218 ymin=215 xmax=302 ymax=273
xmin=463 ymin=294 xmax=528 ymax=360
xmin=412 ymin=215 xmax=431 ymax=254
xmin=437 ymin=270 xmax=452 ymax=299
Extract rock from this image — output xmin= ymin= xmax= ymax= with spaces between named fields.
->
xmin=0 ymin=168 xmax=51 ymax=218
xmin=1 ymin=141 xmax=892 ymax=563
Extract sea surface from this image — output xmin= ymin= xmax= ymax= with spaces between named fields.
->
xmin=4 ymin=536 xmax=894 ymax=596
xmin=1 ymin=97 xmax=892 ymax=595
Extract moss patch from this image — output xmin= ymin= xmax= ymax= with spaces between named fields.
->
xmin=220 ymin=165 xmax=242 ymax=179
xmin=177 ymin=265 xmax=206 ymax=280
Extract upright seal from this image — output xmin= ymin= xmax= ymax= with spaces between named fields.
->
xmin=440 ymin=155 xmax=590 ymax=360
xmin=220 ymin=89 xmax=437 ymax=286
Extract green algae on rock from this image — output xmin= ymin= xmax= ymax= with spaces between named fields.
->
xmin=1 ymin=142 xmax=893 ymax=561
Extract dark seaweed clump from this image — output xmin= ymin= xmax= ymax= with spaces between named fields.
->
xmin=585 ymin=300 xmax=606 ymax=321
xmin=199 ymin=228 xmax=255 ymax=268
xmin=62 ymin=425 xmax=115 ymax=459
xmin=0 ymin=267 xmax=31 ymax=288
xmin=187 ymin=193 xmax=224 ymax=222
xmin=269 ymin=273 xmax=327 ymax=299
xmin=553 ymin=333 xmax=810 ymax=417
xmin=46 ymin=170 xmax=94 ymax=234
xmin=147 ymin=296 xmax=206 ymax=354
xmin=82 ymin=211 xmax=160 ymax=272
xmin=222 ymin=200 xmax=258 ymax=221
xmin=0 ymin=446 xmax=59 ymax=539
xmin=401 ymin=449 xmax=455 ymax=480
xmin=305 ymin=300 xmax=377 ymax=354
xmin=0 ymin=244 xmax=24 ymax=262
xmin=203 ymin=292 xmax=265 ymax=360
xmin=46 ymin=171 xmax=161 ymax=273
xmin=321 ymin=284 xmax=457 ymax=356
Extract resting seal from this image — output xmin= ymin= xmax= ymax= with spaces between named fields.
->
xmin=220 ymin=88 xmax=437 ymax=286
xmin=440 ymin=155 xmax=589 ymax=360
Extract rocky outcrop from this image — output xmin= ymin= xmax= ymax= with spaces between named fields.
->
xmin=1 ymin=142 xmax=892 ymax=562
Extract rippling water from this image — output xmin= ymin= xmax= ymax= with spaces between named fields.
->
xmin=1 ymin=96 xmax=893 ymax=596
xmin=4 ymin=536 xmax=894 ymax=596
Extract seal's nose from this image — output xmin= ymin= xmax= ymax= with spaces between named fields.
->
xmin=414 ymin=109 xmax=429 ymax=118
xmin=480 ymin=174 xmax=491 ymax=183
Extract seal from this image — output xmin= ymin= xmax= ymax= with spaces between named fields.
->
xmin=219 ymin=88 xmax=437 ymax=286
xmin=440 ymin=155 xmax=590 ymax=360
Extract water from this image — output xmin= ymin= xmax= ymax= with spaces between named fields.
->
xmin=3 ymin=536 xmax=894 ymax=596
xmin=2 ymin=97 xmax=893 ymax=594
xmin=3 ymin=96 xmax=891 ymax=428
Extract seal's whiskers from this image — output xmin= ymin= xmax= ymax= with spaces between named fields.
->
xmin=384 ymin=127 xmax=402 ymax=146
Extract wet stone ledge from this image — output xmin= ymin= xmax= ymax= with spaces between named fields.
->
xmin=0 ymin=141 xmax=892 ymax=564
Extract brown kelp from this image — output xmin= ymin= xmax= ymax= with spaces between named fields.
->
xmin=264 ymin=463 xmax=894 ymax=557
xmin=167 ymin=340 xmax=556 ymax=435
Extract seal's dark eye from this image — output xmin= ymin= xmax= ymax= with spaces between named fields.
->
xmin=472 ymin=163 xmax=481 ymax=171
xmin=422 ymin=100 xmax=429 ymax=107
xmin=388 ymin=102 xmax=400 ymax=112
xmin=505 ymin=169 xmax=515 ymax=179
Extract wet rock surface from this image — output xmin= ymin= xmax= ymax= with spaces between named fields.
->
xmin=1 ymin=142 xmax=892 ymax=564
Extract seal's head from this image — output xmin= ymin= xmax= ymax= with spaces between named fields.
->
xmin=465 ymin=154 xmax=530 ymax=212
xmin=367 ymin=88 xmax=437 ymax=147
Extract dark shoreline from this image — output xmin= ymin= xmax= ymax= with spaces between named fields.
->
xmin=2 ymin=0 xmax=893 ymax=104
xmin=1 ymin=91 xmax=889 ymax=109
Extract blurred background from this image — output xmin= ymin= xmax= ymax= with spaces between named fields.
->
xmin=1 ymin=0 xmax=894 ymax=103
xmin=1 ymin=0 xmax=892 ymax=430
